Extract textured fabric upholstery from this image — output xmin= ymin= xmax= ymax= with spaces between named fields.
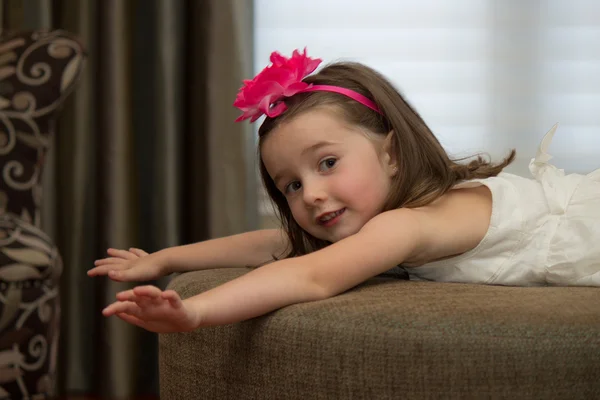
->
xmin=160 ymin=268 xmax=600 ymax=399
xmin=0 ymin=30 xmax=85 ymax=399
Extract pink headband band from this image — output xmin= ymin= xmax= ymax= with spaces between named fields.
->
xmin=300 ymin=85 xmax=381 ymax=114
xmin=233 ymin=48 xmax=382 ymax=123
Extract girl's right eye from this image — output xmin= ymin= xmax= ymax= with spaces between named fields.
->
xmin=284 ymin=181 xmax=302 ymax=194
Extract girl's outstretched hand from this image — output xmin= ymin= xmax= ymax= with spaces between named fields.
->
xmin=88 ymin=248 xmax=165 ymax=282
xmin=102 ymin=285 xmax=200 ymax=333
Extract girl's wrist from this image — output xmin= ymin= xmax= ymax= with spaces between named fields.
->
xmin=153 ymin=248 xmax=174 ymax=275
xmin=183 ymin=297 xmax=205 ymax=330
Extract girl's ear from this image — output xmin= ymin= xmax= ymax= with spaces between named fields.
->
xmin=382 ymin=130 xmax=398 ymax=176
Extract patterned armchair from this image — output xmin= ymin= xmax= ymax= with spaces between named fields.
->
xmin=0 ymin=30 xmax=85 ymax=399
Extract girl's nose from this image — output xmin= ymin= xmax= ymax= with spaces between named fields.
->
xmin=302 ymin=180 xmax=328 ymax=205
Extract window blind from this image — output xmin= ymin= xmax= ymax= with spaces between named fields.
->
xmin=254 ymin=0 xmax=600 ymax=214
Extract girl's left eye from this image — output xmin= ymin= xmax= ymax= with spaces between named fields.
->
xmin=319 ymin=158 xmax=337 ymax=171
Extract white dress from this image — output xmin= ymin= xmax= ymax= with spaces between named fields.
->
xmin=405 ymin=125 xmax=600 ymax=287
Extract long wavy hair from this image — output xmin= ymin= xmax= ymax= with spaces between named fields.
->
xmin=258 ymin=62 xmax=515 ymax=259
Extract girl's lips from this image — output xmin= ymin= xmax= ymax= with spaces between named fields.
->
xmin=318 ymin=208 xmax=346 ymax=227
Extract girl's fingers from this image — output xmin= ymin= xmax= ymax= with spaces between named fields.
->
xmin=88 ymin=263 xmax=131 ymax=276
xmin=115 ymin=289 xmax=136 ymax=301
xmin=133 ymin=285 xmax=162 ymax=298
xmin=93 ymin=257 xmax=126 ymax=266
xmin=103 ymin=301 xmax=141 ymax=317
xmin=87 ymin=268 xmax=101 ymax=277
xmin=91 ymin=248 xmax=148 ymax=278
xmin=106 ymin=248 xmax=138 ymax=260
xmin=116 ymin=313 xmax=149 ymax=329
xmin=129 ymin=248 xmax=149 ymax=257
xmin=108 ymin=269 xmax=140 ymax=282
xmin=88 ymin=266 xmax=113 ymax=277
xmin=116 ymin=290 xmax=165 ymax=310
xmin=161 ymin=290 xmax=182 ymax=308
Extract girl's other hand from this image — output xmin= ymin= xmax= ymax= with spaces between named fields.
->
xmin=102 ymin=285 xmax=200 ymax=333
xmin=88 ymin=248 xmax=165 ymax=282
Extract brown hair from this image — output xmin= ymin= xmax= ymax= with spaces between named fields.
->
xmin=258 ymin=62 xmax=515 ymax=258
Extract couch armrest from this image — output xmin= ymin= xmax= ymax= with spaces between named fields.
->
xmin=159 ymin=269 xmax=600 ymax=400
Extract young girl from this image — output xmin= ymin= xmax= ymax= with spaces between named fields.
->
xmin=89 ymin=49 xmax=600 ymax=333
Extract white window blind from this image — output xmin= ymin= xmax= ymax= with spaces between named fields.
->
xmin=254 ymin=0 xmax=600 ymax=215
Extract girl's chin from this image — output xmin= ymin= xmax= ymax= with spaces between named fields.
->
xmin=325 ymin=228 xmax=361 ymax=243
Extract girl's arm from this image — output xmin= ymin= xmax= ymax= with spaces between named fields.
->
xmin=158 ymin=229 xmax=289 ymax=273
xmin=185 ymin=208 xmax=425 ymax=327
xmin=104 ymin=187 xmax=492 ymax=332
xmin=190 ymin=186 xmax=492 ymax=327
xmin=102 ymin=211 xmax=421 ymax=330
xmin=89 ymin=229 xmax=289 ymax=281
xmin=103 ymin=186 xmax=491 ymax=331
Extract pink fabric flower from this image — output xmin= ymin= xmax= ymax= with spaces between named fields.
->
xmin=234 ymin=48 xmax=322 ymax=122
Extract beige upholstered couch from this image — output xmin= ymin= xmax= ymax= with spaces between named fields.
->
xmin=159 ymin=268 xmax=600 ymax=399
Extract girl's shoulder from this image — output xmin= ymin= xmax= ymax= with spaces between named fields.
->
xmin=403 ymin=185 xmax=493 ymax=266
xmin=452 ymin=173 xmax=543 ymax=214
xmin=453 ymin=172 xmax=534 ymax=191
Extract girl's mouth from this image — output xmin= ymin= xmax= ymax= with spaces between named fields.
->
xmin=318 ymin=208 xmax=346 ymax=227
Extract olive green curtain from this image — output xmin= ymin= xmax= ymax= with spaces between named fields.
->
xmin=2 ymin=0 xmax=256 ymax=397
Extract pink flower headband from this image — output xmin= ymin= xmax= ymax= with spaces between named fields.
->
xmin=233 ymin=48 xmax=382 ymax=122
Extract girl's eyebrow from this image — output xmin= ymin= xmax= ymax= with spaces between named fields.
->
xmin=273 ymin=170 xmax=289 ymax=187
xmin=300 ymin=140 xmax=339 ymax=156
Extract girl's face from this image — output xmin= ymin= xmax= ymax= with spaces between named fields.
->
xmin=261 ymin=107 xmax=396 ymax=243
